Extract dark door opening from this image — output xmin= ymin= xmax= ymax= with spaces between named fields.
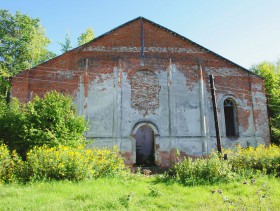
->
xmin=135 ymin=125 xmax=155 ymax=166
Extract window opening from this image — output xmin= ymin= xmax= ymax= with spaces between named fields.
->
xmin=224 ymin=99 xmax=238 ymax=137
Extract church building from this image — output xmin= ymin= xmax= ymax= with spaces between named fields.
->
xmin=11 ymin=17 xmax=270 ymax=167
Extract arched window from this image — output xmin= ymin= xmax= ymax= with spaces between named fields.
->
xmin=224 ymin=98 xmax=238 ymax=137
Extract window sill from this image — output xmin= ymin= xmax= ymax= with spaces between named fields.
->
xmin=225 ymin=136 xmax=239 ymax=140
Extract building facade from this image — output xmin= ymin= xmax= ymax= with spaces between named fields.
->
xmin=11 ymin=17 xmax=270 ymax=167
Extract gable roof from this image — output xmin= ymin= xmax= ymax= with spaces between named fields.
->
xmin=38 ymin=17 xmax=260 ymax=78
xmin=77 ymin=17 xmax=260 ymax=78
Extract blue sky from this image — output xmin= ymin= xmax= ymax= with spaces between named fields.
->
xmin=1 ymin=0 xmax=280 ymax=69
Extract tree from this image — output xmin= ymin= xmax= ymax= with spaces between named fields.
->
xmin=251 ymin=60 xmax=280 ymax=145
xmin=77 ymin=27 xmax=94 ymax=46
xmin=58 ymin=32 xmax=72 ymax=53
xmin=0 ymin=91 xmax=88 ymax=157
xmin=0 ymin=9 xmax=55 ymax=99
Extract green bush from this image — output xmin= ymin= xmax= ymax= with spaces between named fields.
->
xmin=163 ymin=145 xmax=280 ymax=186
xmin=0 ymin=98 xmax=26 ymax=156
xmin=166 ymin=154 xmax=234 ymax=186
xmin=1 ymin=144 xmax=126 ymax=183
xmin=0 ymin=144 xmax=24 ymax=183
xmin=0 ymin=91 xmax=88 ymax=157
xmin=0 ymin=144 xmax=12 ymax=183
xmin=26 ymin=145 xmax=92 ymax=181
xmin=89 ymin=146 xmax=126 ymax=178
xmin=26 ymin=145 xmax=125 ymax=181
xmin=224 ymin=144 xmax=280 ymax=177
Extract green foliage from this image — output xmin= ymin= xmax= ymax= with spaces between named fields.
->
xmin=0 ymin=144 xmax=126 ymax=183
xmin=77 ymin=27 xmax=94 ymax=46
xmin=1 ymin=176 xmax=279 ymax=210
xmin=166 ymin=154 xmax=234 ymax=186
xmin=58 ymin=32 xmax=72 ymax=53
xmin=26 ymin=145 xmax=125 ymax=181
xmin=0 ymin=91 xmax=88 ymax=157
xmin=26 ymin=145 xmax=93 ymax=181
xmin=0 ymin=144 xmax=13 ymax=183
xmin=251 ymin=60 xmax=280 ymax=144
xmin=0 ymin=98 xmax=26 ymax=155
xmin=224 ymin=144 xmax=280 ymax=177
xmin=23 ymin=91 xmax=87 ymax=150
xmin=0 ymin=9 xmax=56 ymax=99
xmin=164 ymin=145 xmax=280 ymax=186
xmin=0 ymin=144 xmax=24 ymax=183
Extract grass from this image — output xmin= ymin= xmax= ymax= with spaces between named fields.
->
xmin=0 ymin=175 xmax=279 ymax=210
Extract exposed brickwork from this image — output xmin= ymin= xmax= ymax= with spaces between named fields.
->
xmin=131 ymin=70 xmax=160 ymax=115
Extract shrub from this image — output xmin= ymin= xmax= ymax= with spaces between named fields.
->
xmin=26 ymin=145 xmax=92 ymax=181
xmin=0 ymin=91 xmax=88 ymax=157
xmin=26 ymin=145 xmax=125 ymax=181
xmin=23 ymin=91 xmax=88 ymax=149
xmin=224 ymin=144 xmax=280 ymax=177
xmin=0 ymin=144 xmax=24 ymax=183
xmin=166 ymin=153 xmax=234 ymax=186
xmin=0 ymin=99 xmax=26 ymax=156
xmin=89 ymin=146 xmax=126 ymax=178
xmin=160 ymin=144 xmax=280 ymax=186
xmin=1 ymin=144 xmax=126 ymax=183
xmin=0 ymin=144 xmax=12 ymax=183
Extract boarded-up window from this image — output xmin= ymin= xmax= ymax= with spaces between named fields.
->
xmin=224 ymin=98 xmax=238 ymax=137
xmin=131 ymin=70 xmax=160 ymax=115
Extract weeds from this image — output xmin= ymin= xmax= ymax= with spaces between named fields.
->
xmin=163 ymin=144 xmax=280 ymax=186
xmin=0 ymin=144 xmax=126 ymax=183
xmin=119 ymin=192 xmax=134 ymax=208
xmin=165 ymin=153 xmax=234 ymax=185
xmin=224 ymin=144 xmax=280 ymax=177
xmin=148 ymin=186 xmax=162 ymax=197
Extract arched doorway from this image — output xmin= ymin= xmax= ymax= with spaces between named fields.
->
xmin=135 ymin=125 xmax=155 ymax=166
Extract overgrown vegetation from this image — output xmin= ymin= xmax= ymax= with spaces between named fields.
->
xmin=1 ymin=143 xmax=279 ymax=185
xmin=0 ymin=91 xmax=88 ymax=157
xmin=166 ymin=153 xmax=234 ymax=185
xmin=0 ymin=144 xmax=125 ymax=183
xmin=1 ymin=142 xmax=280 ymax=210
xmin=224 ymin=144 xmax=280 ymax=177
xmin=162 ymin=144 xmax=280 ymax=186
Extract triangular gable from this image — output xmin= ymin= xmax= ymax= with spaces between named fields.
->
xmin=77 ymin=17 xmax=260 ymax=78
xmin=28 ymin=17 xmax=260 ymax=78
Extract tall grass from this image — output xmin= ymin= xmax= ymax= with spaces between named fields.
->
xmin=164 ymin=144 xmax=280 ymax=185
xmin=167 ymin=154 xmax=234 ymax=185
xmin=224 ymin=144 xmax=280 ymax=177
